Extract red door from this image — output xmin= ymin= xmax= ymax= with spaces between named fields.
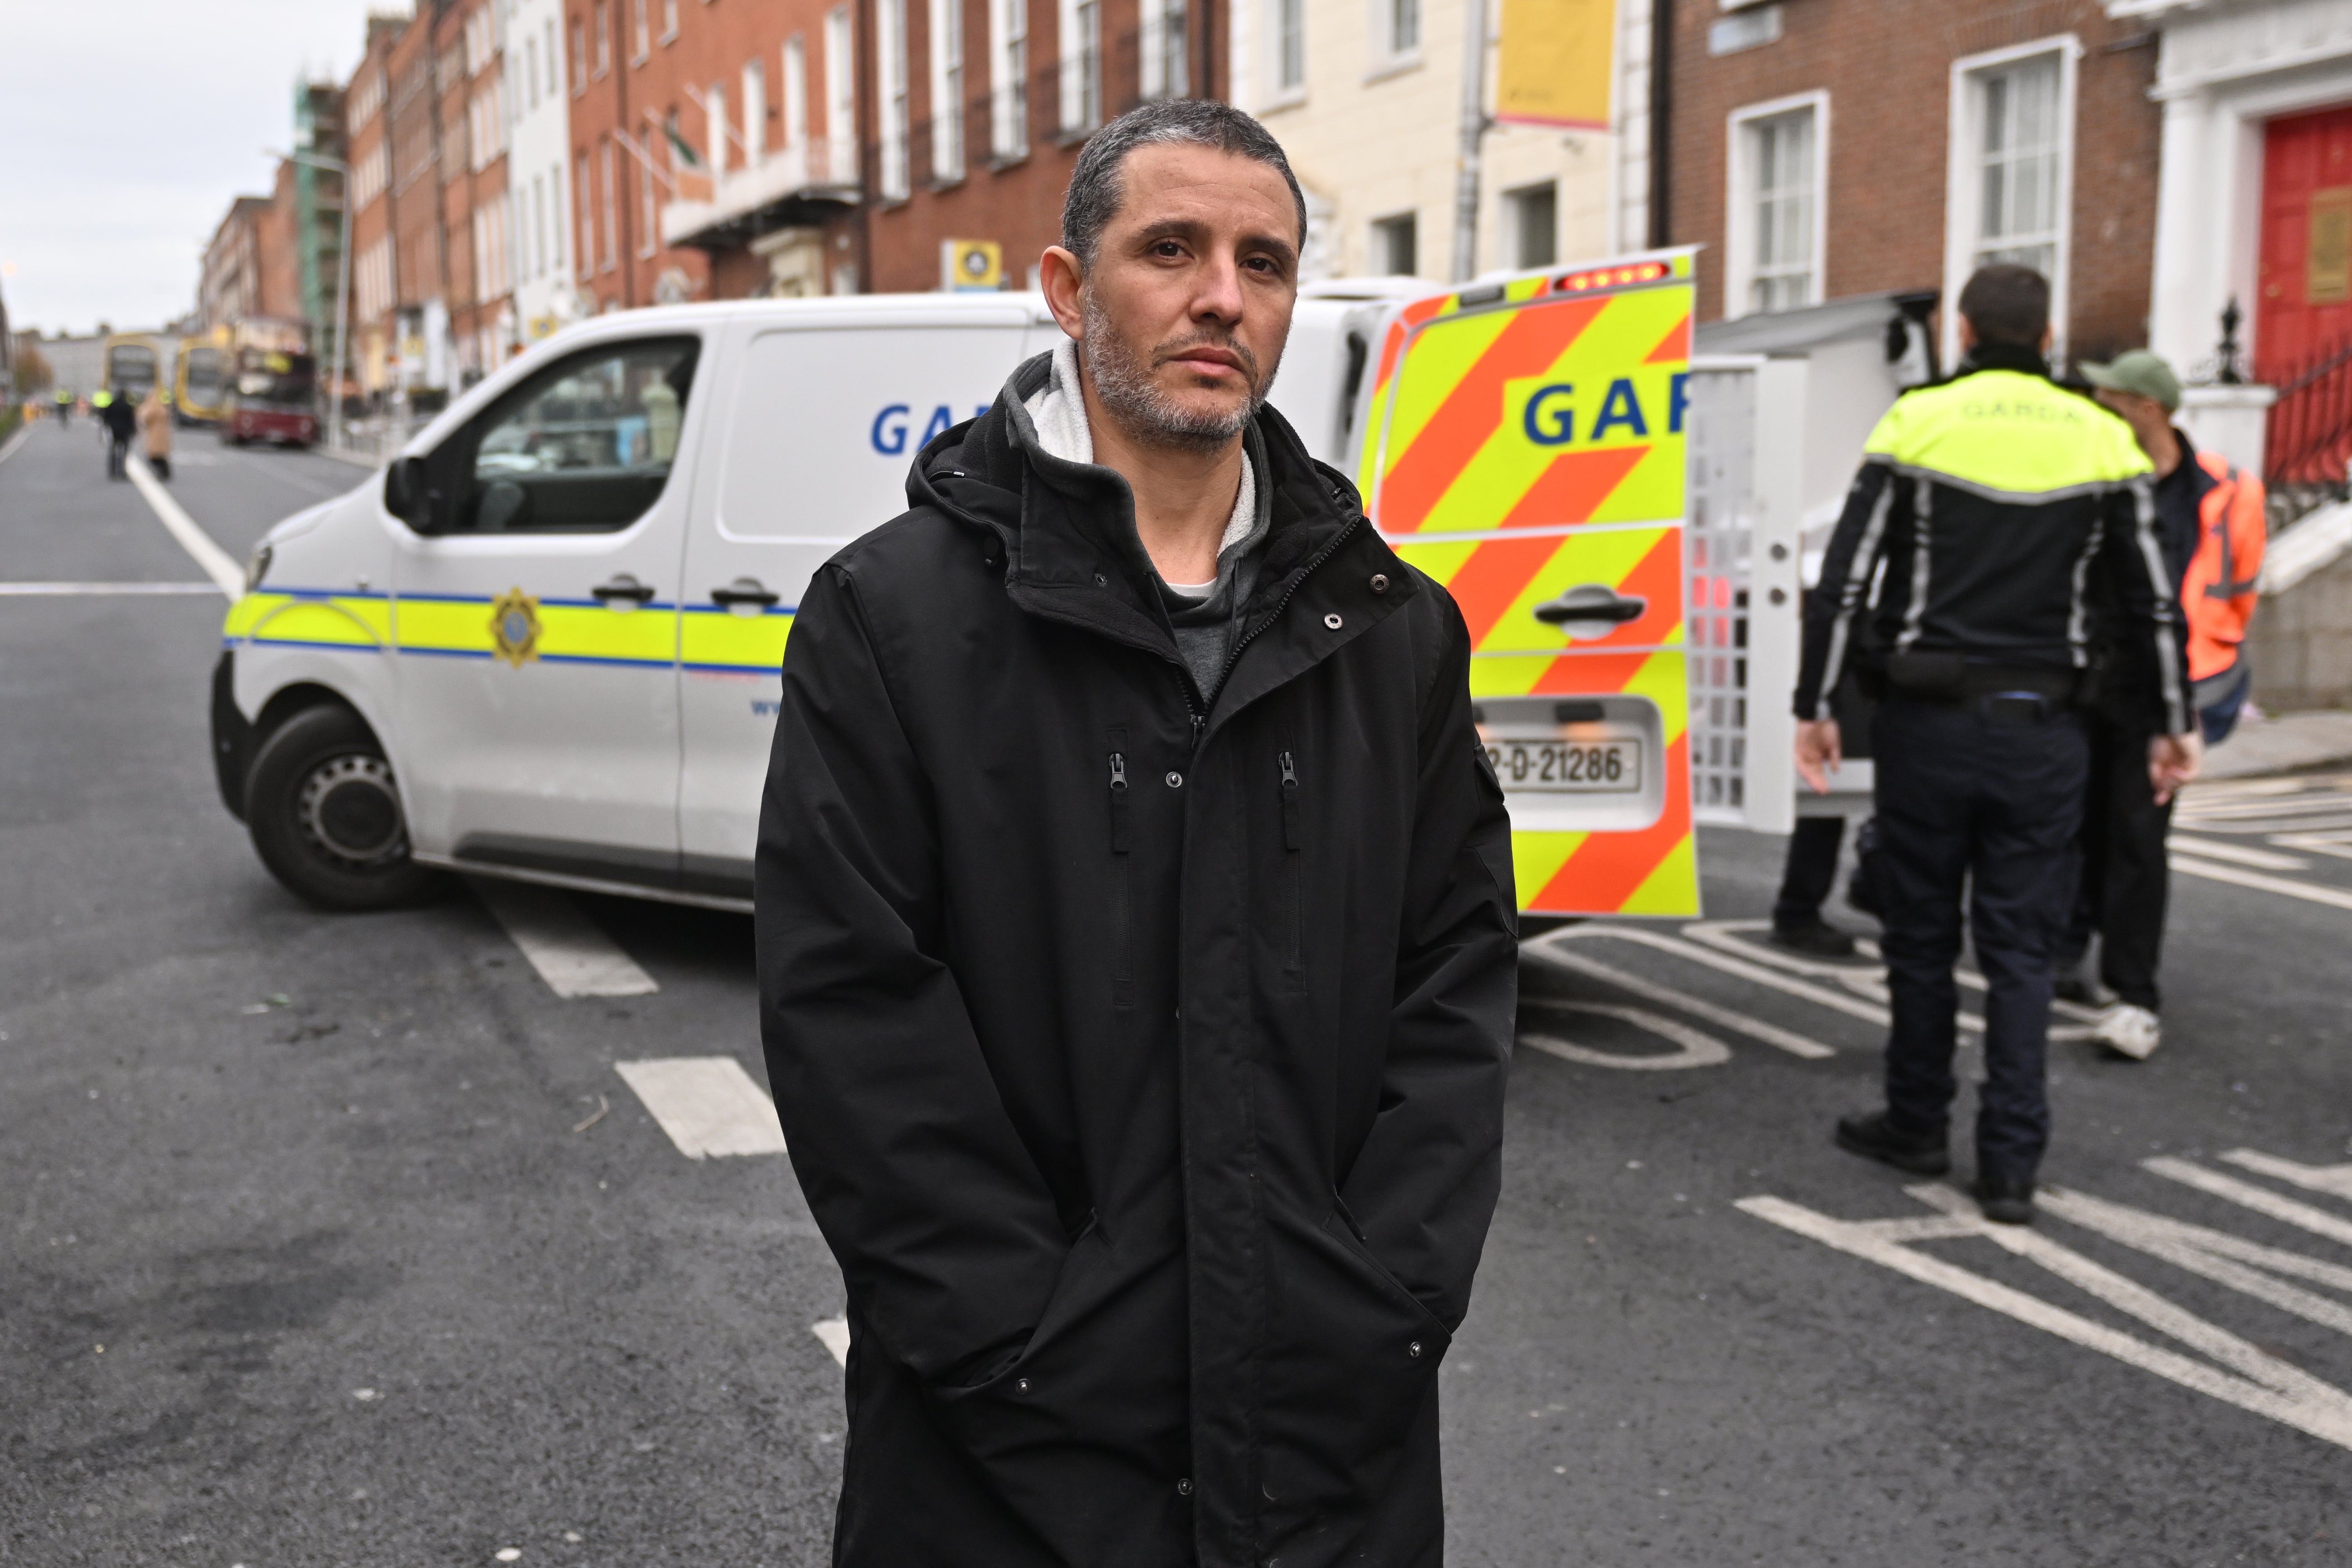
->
xmin=2256 ymin=105 xmax=2352 ymax=377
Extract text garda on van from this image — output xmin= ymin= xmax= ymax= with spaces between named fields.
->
xmin=871 ymin=404 xmax=995 ymax=456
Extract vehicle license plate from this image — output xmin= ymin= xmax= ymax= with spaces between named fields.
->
xmin=1485 ymin=738 xmax=1642 ymax=792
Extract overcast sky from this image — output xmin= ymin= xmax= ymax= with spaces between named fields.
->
xmin=0 ymin=0 xmax=397 ymax=338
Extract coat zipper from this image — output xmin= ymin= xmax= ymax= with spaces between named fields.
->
xmin=1108 ymin=748 xmax=1133 ymax=1005
xmin=1278 ymin=750 xmax=1303 ymax=974
xmin=1202 ymin=508 xmax=1363 ymax=726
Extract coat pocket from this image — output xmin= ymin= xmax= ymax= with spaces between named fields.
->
xmin=1255 ymin=1199 xmax=1451 ymax=1558
xmin=927 ymin=1224 xmax=1194 ymax=1566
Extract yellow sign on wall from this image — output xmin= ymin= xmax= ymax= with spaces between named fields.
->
xmin=1496 ymin=0 xmax=1616 ymax=132
xmin=942 ymin=239 xmax=1004 ymax=293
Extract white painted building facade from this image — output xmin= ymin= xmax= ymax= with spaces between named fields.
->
xmin=509 ymin=0 xmax=589 ymax=342
xmin=1228 ymin=0 xmax=1652 ymax=285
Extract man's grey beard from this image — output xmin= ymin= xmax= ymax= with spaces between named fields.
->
xmin=1080 ymin=290 xmax=1278 ymax=455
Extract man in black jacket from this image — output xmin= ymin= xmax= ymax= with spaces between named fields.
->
xmin=756 ymin=100 xmax=1518 ymax=1568
xmin=1793 ymin=266 xmax=2199 ymax=1226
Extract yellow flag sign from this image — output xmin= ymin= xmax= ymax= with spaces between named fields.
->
xmin=1496 ymin=0 xmax=1616 ymax=131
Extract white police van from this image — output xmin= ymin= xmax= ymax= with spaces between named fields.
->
xmin=213 ymin=267 xmax=1703 ymax=916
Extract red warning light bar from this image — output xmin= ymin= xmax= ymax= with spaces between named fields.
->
xmin=1551 ymin=260 xmax=1672 ymax=295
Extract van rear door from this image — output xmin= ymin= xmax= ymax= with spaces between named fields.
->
xmin=1355 ymin=255 xmax=1701 ymax=917
xmin=675 ymin=304 xmax=1041 ymax=897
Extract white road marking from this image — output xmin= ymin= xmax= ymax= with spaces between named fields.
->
xmin=125 ymin=456 xmax=243 ymax=594
xmin=614 ymin=1057 xmax=789 ymax=1160
xmin=2166 ymin=834 xmax=2311 ymax=871
xmin=2168 ymin=854 xmax=2352 ymax=914
xmin=1519 ymin=1001 xmax=1733 ymax=1070
xmin=2038 ymin=1185 xmax=2352 ymax=1337
xmin=2146 ymin=1157 xmax=2352 ymax=1248
xmin=0 ymin=580 xmax=224 ymax=595
xmin=1739 ymin=1183 xmax=2352 ymax=1451
xmin=2221 ymin=1148 xmax=2352 ymax=1200
xmin=811 ymin=1317 xmax=851 ymax=1366
xmin=0 ymin=423 xmax=33 ymax=466
xmin=1522 ymin=941 xmax=1833 ymax=1059
xmin=2268 ymin=830 xmax=2352 ymax=862
xmin=471 ymin=878 xmax=657 ymax=998
xmin=1545 ymin=923 xmax=1897 ymax=1031
xmin=1679 ymin=919 xmax=2104 ymax=1039
xmin=2173 ymin=794 xmax=2352 ymax=822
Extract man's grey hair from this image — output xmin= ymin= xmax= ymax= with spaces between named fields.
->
xmin=1061 ymin=100 xmax=1309 ymax=271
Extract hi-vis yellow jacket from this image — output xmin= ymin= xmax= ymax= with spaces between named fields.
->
xmin=1795 ymin=353 xmax=2191 ymax=736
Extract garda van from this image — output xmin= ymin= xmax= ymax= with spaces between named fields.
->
xmin=213 ymin=254 xmax=1704 ymax=917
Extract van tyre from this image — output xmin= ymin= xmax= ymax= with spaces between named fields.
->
xmin=245 ymin=705 xmax=436 ymax=910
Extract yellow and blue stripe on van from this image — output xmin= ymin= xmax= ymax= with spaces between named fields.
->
xmin=223 ymin=589 xmax=797 ymax=673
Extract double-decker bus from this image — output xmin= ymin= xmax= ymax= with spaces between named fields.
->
xmin=176 ymin=337 xmax=235 ymax=424
xmin=221 ymin=349 xmax=320 ymax=447
xmin=102 ymin=333 xmax=165 ymax=402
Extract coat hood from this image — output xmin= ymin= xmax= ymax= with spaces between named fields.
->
xmin=901 ymin=350 xmax=1411 ymax=687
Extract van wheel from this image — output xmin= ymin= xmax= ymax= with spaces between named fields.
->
xmin=245 ymin=705 xmax=437 ymax=911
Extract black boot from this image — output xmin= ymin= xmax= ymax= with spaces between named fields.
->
xmin=1973 ymin=1174 xmax=2036 ymax=1226
xmin=1769 ymin=917 xmax=1857 ymax=958
xmin=1834 ymin=1110 xmax=1952 ymax=1175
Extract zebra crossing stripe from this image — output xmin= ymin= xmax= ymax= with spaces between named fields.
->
xmin=614 ymin=1057 xmax=788 ymax=1160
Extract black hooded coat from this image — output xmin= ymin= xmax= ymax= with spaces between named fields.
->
xmin=756 ymin=352 xmax=1518 ymax=1568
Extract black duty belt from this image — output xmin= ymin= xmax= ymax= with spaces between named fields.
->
xmin=1883 ymin=651 xmax=2080 ymax=706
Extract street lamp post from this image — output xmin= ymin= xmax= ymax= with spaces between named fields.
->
xmin=272 ymin=148 xmax=353 ymax=453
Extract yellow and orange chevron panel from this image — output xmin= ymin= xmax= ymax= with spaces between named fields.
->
xmin=1369 ymin=255 xmax=1700 ymax=919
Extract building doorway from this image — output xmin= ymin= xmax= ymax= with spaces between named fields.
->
xmin=2256 ymin=103 xmax=2352 ymax=376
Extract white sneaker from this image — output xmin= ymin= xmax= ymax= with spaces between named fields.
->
xmin=2093 ymin=1003 xmax=2162 ymax=1061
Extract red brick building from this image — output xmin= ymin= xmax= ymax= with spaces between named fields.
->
xmin=557 ymin=0 xmax=1224 ymax=307
xmin=861 ymin=0 xmax=1224 ymax=294
xmin=1665 ymin=0 xmax=2164 ymax=367
xmin=439 ymin=0 xmax=515 ymax=378
xmin=562 ymin=0 xmax=862 ymax=309
xmin=348 ymin=18 xmax=400 ymax=394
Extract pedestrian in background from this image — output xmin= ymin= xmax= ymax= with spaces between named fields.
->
xmin=757 ymin=101 xmax=1515 ymax=1567
xmin=1794 ymin=264 xmax=2200 ymax=1225
xmin=99 ymin=389 xmax=136 ymax=480
xmin=138 ymin=388 xmax=174 ymax=480
xmin=2052 ymin=350 xmax=2266 ymax=1060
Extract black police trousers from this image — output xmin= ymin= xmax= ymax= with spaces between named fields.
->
xmin=2058 ymin=712 xmax=2173 ymax=1011
xmin=1873 ymin=694 xmax=2088 ymax=1182
xmin=1772 ymin=816 xmax=1845 ymax=930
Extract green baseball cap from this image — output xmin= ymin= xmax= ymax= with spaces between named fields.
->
xmin=2082 ymin=350 xmax=2181 ymax=413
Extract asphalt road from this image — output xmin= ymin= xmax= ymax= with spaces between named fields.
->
xmin=5 ymin=414 xmax=2349 ymax=1567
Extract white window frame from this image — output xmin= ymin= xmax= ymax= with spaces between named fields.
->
xmin=743 ymin=56 xmax=768 ymax=167
xmin=1367 ymin=0 xmax=1420 ymax=76
xmin=1503 ymin=179 xmax=1558 ymax=271
xmin=990 ymin=0 xmax=1029 ymax=160
xmin=1370 ymin=209 xmax=1418 ymax=276
xmin=1724 ymin=89 xmax=1828 ymax=320
xmin=878 ymin=0 xmax=911 ymax=200
xmin=707 ymin=80 xmax=729 ymax=173
xmin=783 ymin=34 xmax=810 ymax=150
xmin=549 ymin=157 xmax=566 ymax=273
xmin=930 ymin=0 xmax=966 ymax=181
xmin=1943 ymin=35 xmax=2079 ymax=368
xmin=1058 ymin=0 xmax=1101 ymax=135
xmin=1140 ymin=0 xmax=1187 ymax=100
xmin=1265 ymin=0 xmax=1305 ymax=106
xmin=825 ymin=6 xmax=857 ymax=184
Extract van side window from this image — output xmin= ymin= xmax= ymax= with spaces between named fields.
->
xmin=457 ymin=336 xmax=700 ymax=533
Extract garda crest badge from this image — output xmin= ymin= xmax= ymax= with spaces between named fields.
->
xmin=489 ymin=588 xmax=541 ymax=668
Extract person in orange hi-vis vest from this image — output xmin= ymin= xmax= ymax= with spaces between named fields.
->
xmin=2060 ymin=349 xmax=2265 ymax=1064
